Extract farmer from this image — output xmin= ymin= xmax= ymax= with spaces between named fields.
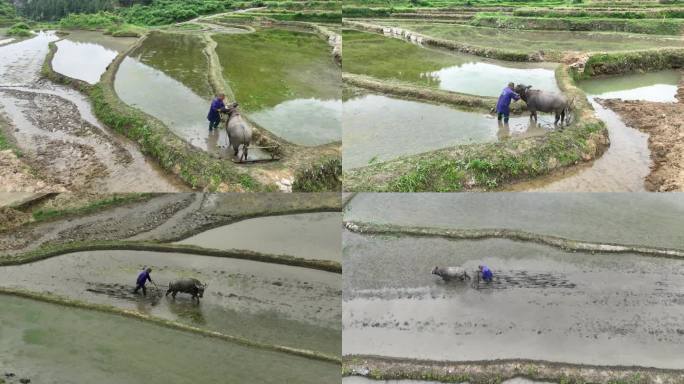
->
xmin=496 ymin=82 xmax=520 ymax=124
xmin=478 ymin=265 xmax=493 ymax=283
xmin=133 ymin=267 xmax=154 ymax=296
xmin=207 ymin=93 xmax=228 ymax=132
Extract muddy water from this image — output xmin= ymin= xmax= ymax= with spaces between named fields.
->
xmin=0 ymin=31 xmax=58 ymax=85
xmin=0 ymin=295 xmax=339 ymax=383
xmin=344 ymin=30 xmax=560 ymax=97
xmin=0 ymin=250 xmax=341 ymax=356
xmin=0 ymin=32 xmax=186 ymax=192
xmin=343 ymin=91 xmax=547 ymax=169
xmin=508 ymin=73 xmax=678 ymax=191
xmin=344 ymin=193 xmax=684 ymax=250
xmin=376 ymin=21 xmax=684 ymax=53
xmin=510 ymin=99 xmax=651 ymax=192
xmin=115 ymin=44 xmax=270 ymax=161
xmin=52 ymin=31 xmax=136 ymax=84
xmin=579 ymin=70 xmax=680 ymax=102
xmin=343 ymin=233 xmax=684 ymax=368
xmin=214 ymin=29 xmax=341 ymax=146
xmin=176 ymin=212 xmax=342 ymax=261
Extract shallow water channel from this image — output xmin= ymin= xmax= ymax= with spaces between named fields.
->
xmin=0 ymin=295 xmax=339 ymax=383
xmin=511 ymin=71 xmax=680 ymax=192
xmin=0 ymin=250 xmax=341 ymax=356
xmin=177 ymin=212 xmax=342 ymax=261
xmin=342 ymin=90 xmax=547 ymax=169
xmin=52 ymin=31 xmax=136 ymax=84
xmin=343 ymin=233 xmax=684 ymax=368
xmin=344 ymin=30 xmax=560 ymax=97
xmin=214 ymin=28 xmax=342 ymax=146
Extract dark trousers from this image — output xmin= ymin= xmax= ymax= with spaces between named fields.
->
xmin=497 ymin=112 xmax=510 ymax=123
xmin=133 ymin=284 xmax=147 ymax=296
xmin=209 ymin=117 xmax=221 ymax=131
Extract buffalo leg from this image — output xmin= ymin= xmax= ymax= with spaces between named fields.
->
xmin=172 ymin=291 xmax=177 ymax=298
xmin=165 ymin=289 xmax=171 ymax=297
xmin=555 ymin=113 xmax=560 ymax=125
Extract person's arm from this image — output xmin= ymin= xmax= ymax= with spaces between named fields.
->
xmin=147 ymin=274 xmax=153 ymax=283
xmin=512 ymin=91 xmax=520 ymax=101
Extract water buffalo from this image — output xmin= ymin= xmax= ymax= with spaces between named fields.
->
xmin=225 ymin=102 xmax=252 ymax=162
xmin=515 ymin=84 xmax=570 ymax=126
xmin=432 ymin=266 xmax=471 ymax=282
xmin=165 ymin=278 xmax=207 ymax=301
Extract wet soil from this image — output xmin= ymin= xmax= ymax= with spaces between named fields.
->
xmin=598 ymin=76 xmax=684 ymax=191
xmin=0 ymin=294 xmax=339 ymax=383
xmin=343 ymin=233 xmax=684 ymax=368
xmin=0 ymin=249 xmax=341 ymax=356
xmin=0 ymin=32 xmax=186 ymax=192
xmin=344 ymin=193 xmax=684 ymax=250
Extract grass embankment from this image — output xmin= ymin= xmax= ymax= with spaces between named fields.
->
xmin=0 ymin=240 xmax=342 ymax=272
xmin=292 ymin=157 xmax=342 ymax=192
xmin=513 ymin=7 xmax=684 ymax=19
xmin=29 ymin=194 xmax=152 ymax=223
xmin=471 ymin=13 xmax=684 ymax=35
xmin=343 ymin=65 xmax=608 ymax=192
xmin=343 ymin=356 xmax=684 ymax=384
xmin=41 ymin=37 xmax=268 ymax=192
xmin=579 ymin=48 xmax=684 ymax=78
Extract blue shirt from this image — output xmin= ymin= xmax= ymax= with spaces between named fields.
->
xmin=481 ymin=266 xmax=493 ymax=281
xmin=207 ymin=98 xmax=225 ymax=122
xmin=496 ymin=87 xmax=520 ymax=115
xmin=136 ymin=271 xmax=151 ymax=286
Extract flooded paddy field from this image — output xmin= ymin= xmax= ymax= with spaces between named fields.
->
xmin=114 ymin=32 xmax=237 ymax=156
xmin=214 ymin=28 xmax=341 ymax=146
xmin=52 ymin=31 xmax=136 ymax=84
xmin=177 ymin=212 xmax=342 ymax=261
xmin=343 ymin=233 xmax=684 ymax=368
xmin=367 ymin=21 xmax=684 ymax=54
xmin=0 ymin=294 xmax=339 ymax=383
xmin=344 ymin=193 xmax=684 ymax=250
xmin=343 ymin=90 xmax=545 ymax=169
xmin=579 ymin=70 xmax=680 ymax=103
xmin=0 ymin=250 xmax=341 ymax=356
xmin=344 ymin=30 xmax=560 ymax=97
xmin=0 ymin=31 xmax=186 ymax=192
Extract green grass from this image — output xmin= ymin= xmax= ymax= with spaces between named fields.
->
xmin=31 ymin=194 xmax=152 ymax=222
xmin=471 ymin=13 xmax=684 ymax=35
xmin=583 ymin=48 xmax=684 ymax=77
xmin=6 ymin=21 xmax=32 ymax=36
xmin=292 ymin=157 xmax=342 ymax=192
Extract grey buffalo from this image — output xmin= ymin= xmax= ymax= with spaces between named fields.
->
xmin=225 ymin=102 xmax=252 ymax=162
xmin=165 ymin=278 xmax=207 ymax=301
xmin=515 ymin=84 xmax=570 ymax=126
xmin=432 ymin=266 xmax=471 ymax=282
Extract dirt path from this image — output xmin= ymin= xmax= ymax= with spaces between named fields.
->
xmin=598 ymin=76 xmax=684 ymax=191
xmin=0 ymin=32 xmax=187 ymax=193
